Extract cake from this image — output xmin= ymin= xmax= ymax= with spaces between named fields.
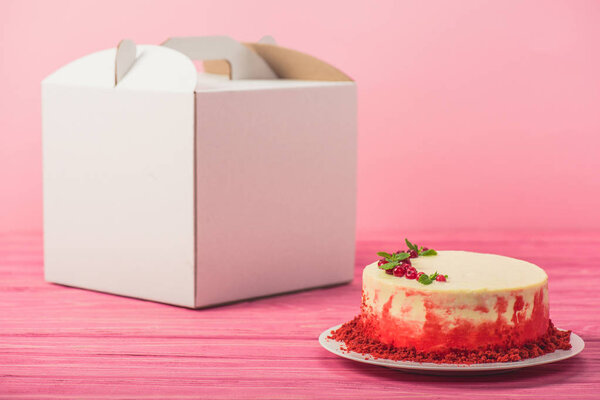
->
xmin=331 ymin=239 xmax=572 ymax=364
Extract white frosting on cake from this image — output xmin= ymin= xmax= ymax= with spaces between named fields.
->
xmin=364 ymin=250 xmax=548 ymax=292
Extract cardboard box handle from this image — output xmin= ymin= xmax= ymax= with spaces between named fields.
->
xmin=115 ymin=39 xmax=137 ymax=86
xmin=162 ymin=36 xmax=277 ymax=80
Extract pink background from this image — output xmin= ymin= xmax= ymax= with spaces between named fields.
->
xmin=1 ymin=0 xmax=599 ymax=239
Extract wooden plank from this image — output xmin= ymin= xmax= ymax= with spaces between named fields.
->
xmin=0 ymin=232 xmax=598 ymax=399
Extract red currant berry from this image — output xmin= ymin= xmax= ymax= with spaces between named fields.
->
xmin=416 ymin=272 xmax=425 ymax=279
xmin=385 ymin=268 xmax=394 ymax=275
xmin=393 ymin=266 xmax=406 ymax=277
xmin=436 ymin=275 xmax=447 ymax=282
xmin=377 ymin=259 xmax=388 ymax=266
xmin=408 ymin=249 xmax=418 ymax=258
xmin=405 ymin=269 xmax=417 ymax=279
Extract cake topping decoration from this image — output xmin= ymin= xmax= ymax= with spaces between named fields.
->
xmin=377 ymin=238 xmax=447 ymax=284
xmin=405 ymin=238 xmax=437 ymax=256
xmin=418 ymin=271 xmax=448 ymax=285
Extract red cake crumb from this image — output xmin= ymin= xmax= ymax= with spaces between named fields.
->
xmin=329 ymin=316 xmax=571 ymax=364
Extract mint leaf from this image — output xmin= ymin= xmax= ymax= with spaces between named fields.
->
xmin=389 ymin=252 xmax=410 ymax=262
xmin=380 ymin=261 xmax=398 ymax=270
xmin=429 ymin=272 xmax=439 ymax=281
xmin=405 ymin=238 xmax=417 ymax=251
xmin=377 ymin=251 xmax=392 ymax=259
xmin=421 ymin=249 xmax=438 ymax=256
xmin=418 ymin=274 xmax=433 ymax=285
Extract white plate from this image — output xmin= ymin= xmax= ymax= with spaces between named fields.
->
xmin=319 ymin=324 xmax=584 ymax=375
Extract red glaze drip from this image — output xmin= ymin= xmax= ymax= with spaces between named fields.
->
xmin=495 ymin=296 xmax=508 ymax=314
xmin=512 ymin=295 xmax=525 ymax=324
xmin=474 ymin=304 xmax=489 ymax=313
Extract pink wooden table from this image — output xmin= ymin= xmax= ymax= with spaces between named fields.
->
xmin=1 ymin=231 xmax=598 ymax=399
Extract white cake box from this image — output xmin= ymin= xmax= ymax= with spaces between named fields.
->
xmin=42 ymin=36 xmax=356 ymax=308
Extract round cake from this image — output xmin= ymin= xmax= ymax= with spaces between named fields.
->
xmin=362 ymin=251 xmax=549 ymax=351
xmin=331 ymin=239 xmax=572 ymax=364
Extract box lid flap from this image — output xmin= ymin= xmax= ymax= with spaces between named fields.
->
xmin=43 ymin=43 xmax=197 ymax=92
